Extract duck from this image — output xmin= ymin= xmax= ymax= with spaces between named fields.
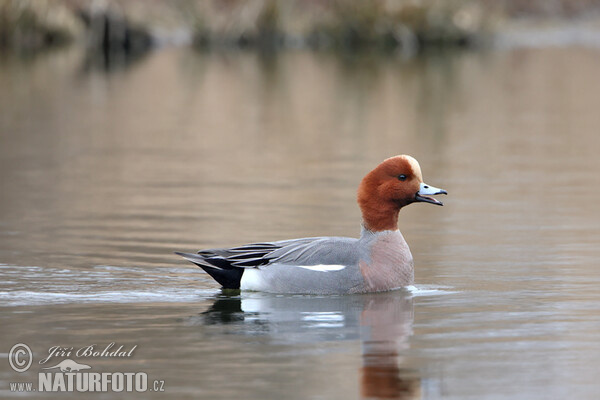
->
xmin=176 ymin=155 xmax=446 ymax=294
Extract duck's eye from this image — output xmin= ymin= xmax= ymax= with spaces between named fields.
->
xmin=398 ymin=174 xmax=407 ymax=181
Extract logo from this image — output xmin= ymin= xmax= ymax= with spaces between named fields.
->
xmin=42 ymin=359 xmax=91 ymax=372
xmin=9 ymin=343 xmax=33 ymax=373
xmin=7 ymin=343 xmax=165 ymax=393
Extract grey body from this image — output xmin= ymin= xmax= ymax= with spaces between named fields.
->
xmin=238 ymin=228 xmax=413 ymax=294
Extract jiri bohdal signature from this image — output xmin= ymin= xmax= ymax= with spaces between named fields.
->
xmin=39 ymin=343 xmax=137 ymax=365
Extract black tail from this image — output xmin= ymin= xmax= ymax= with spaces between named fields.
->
xmin=175 ymin=252 xmax=244 ymax=289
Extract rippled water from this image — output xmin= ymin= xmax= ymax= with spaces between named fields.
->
xmin=1 ymin=47 xmax=599 ymax=399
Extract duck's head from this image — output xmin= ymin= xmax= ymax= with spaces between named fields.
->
xmin=357 ymin=155 xmax=447 ymax=232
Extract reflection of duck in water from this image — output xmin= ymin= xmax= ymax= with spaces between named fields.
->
xmin=360 ymin=295 xmax=421 ymax=399
xmin=197 ymin=291 xmax=420 ymax=399
xmin=177 ymin=155 xmax=446 ymax=294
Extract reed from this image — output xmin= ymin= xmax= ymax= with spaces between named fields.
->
xmin=2 ymin=0 xmax=598 ymax=53
xmin=192 ymin=0 xmax=493 ymax=51
xmin=0 ymin=0 xmax=80 ymax=50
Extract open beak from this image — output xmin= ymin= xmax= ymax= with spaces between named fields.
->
xmin=415 ymin=182 xmax=447 ymax=206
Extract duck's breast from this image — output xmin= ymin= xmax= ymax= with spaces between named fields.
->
xmin=359 ymin=230 xmax=414 ymax=292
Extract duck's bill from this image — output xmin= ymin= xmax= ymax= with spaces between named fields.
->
xmin=415 ymin=182 xmax=447 ymax=206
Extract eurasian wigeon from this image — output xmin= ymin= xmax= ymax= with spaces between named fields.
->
xmin=176 ymin=155 xmax=446 ymax=294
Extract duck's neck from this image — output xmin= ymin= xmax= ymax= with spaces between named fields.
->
xmin=360 ymin=203 xmax=400 ymax=232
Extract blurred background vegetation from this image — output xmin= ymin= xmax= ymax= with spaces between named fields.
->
xmin=2 ymin=0 xmax=600 ymax=55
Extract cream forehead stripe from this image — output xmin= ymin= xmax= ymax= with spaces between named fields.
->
xmin=405 ymin=156 xmax=423 ymax=180
xmin=387 ymin=155 xmax=423 ymax=181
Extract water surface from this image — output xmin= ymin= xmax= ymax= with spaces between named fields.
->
xmin=0 ymin=47 xmax=599 ymax=399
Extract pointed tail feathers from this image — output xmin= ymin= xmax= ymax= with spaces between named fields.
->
xmin=175 ymin=252 xmax=244 ymax=289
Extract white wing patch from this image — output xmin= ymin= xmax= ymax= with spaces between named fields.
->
xmin=295 ymin=264 xmax=346 ymax=272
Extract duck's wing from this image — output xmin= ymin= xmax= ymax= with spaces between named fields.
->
xmin=176 ymin=236 xmax=359 ymax=288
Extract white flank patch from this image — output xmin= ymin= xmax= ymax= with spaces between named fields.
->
xmin=295 ymin=264 xmax=346 ymax=272
xmin=240 ymin=269 xmax=262 ymax=291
